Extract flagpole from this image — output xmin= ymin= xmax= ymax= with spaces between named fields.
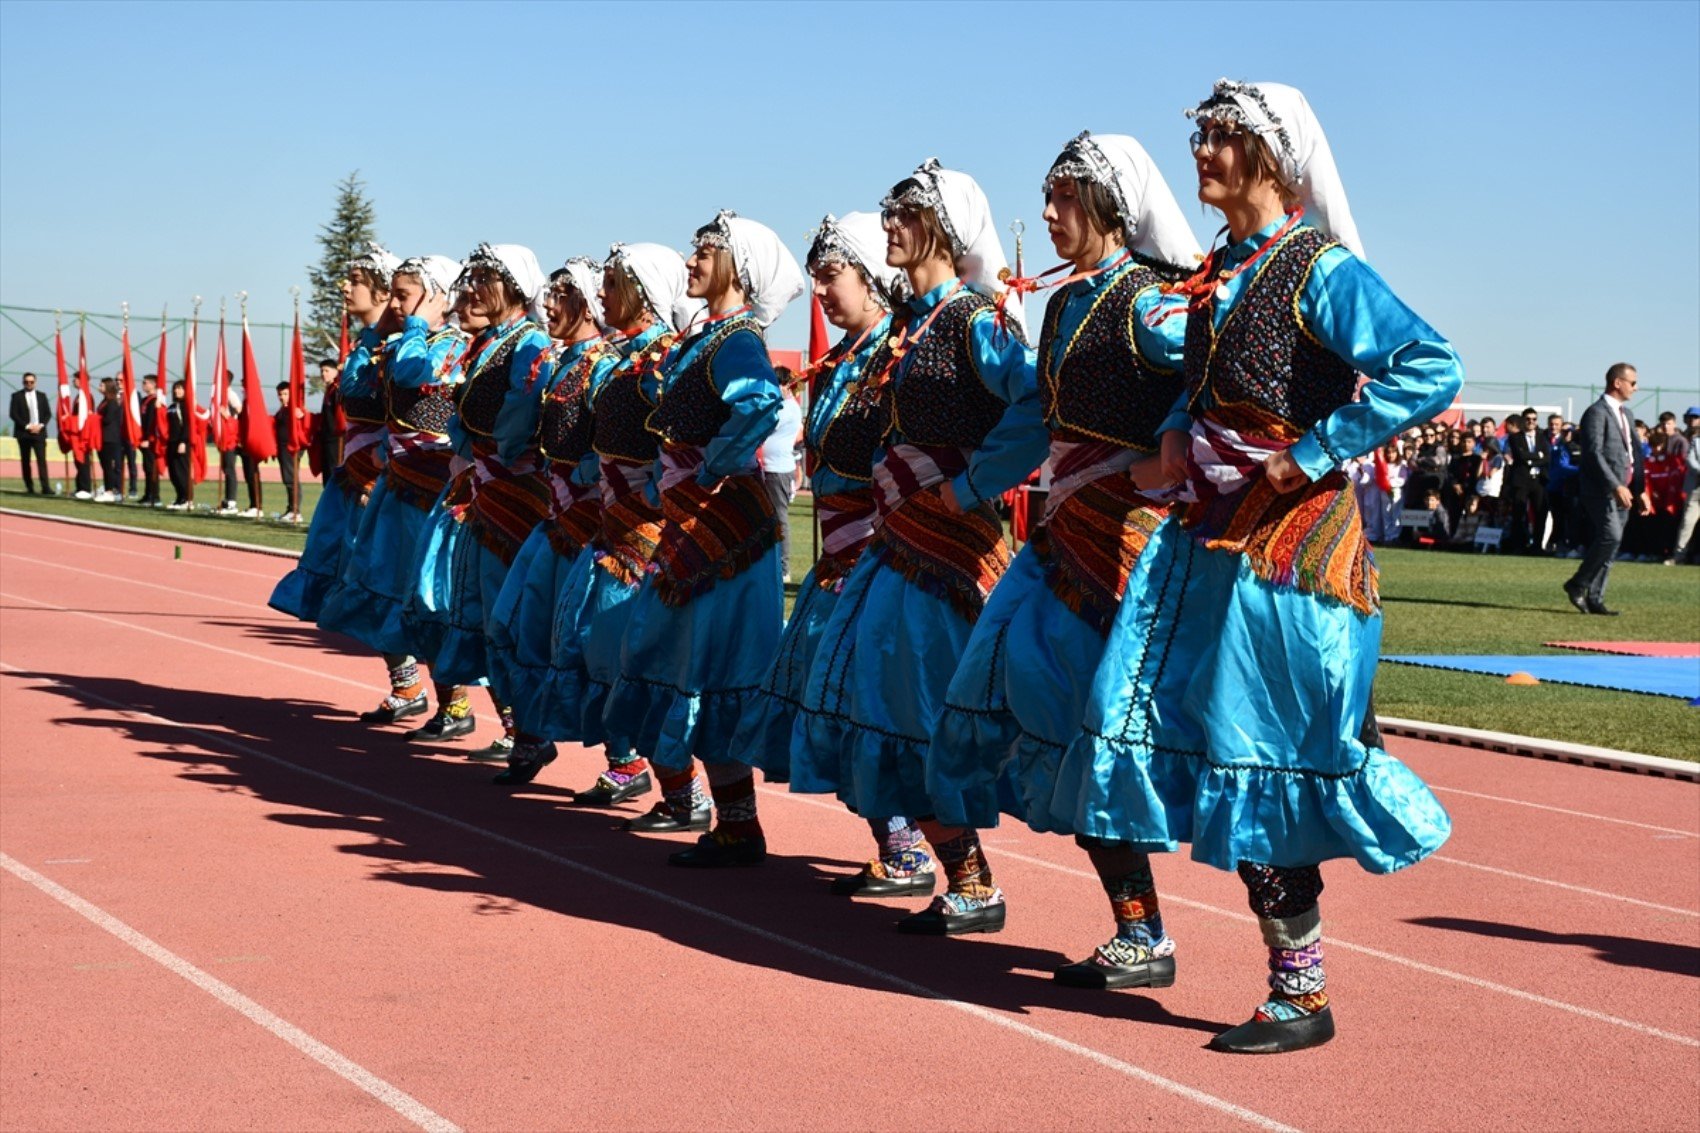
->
xmin=188 ymin=295 xmax=202 ymax=506
xmin=55 ymin=308 xmax=68 ymax=490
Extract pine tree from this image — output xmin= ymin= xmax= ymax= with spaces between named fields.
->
xmin=304 ymin=171 xmax=377 ymax=363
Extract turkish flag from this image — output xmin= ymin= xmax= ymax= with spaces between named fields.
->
xmin=286 ymin=310 xmax=311 ymax=452
xmin=238 ymin=314 xmax=277 ymax=461
xmin=54 ymin=324 xmax=75 ymax=456
xmin=209 ymin=314 xmax=236 ymax=453
xmin=76 ymin=323 xmax=101 ymax=454
xmin=152 ymin=317 xmax=171 ymax=473
xmin=183 ymin=314 xmax=208 ymax=485
xmin=119 ymin=322 xmax=143 ymax=448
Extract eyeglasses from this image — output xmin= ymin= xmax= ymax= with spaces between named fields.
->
xmin=1189 ymin=125 xmax=1243 ymax=157
xmin=879 ymin=204 xmax=917 ymax=225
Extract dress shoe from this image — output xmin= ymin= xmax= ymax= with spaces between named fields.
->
xmin=896 ymin=893 xmax=1006 ymax=936
xmin=466 ymin=736 xmax=514 ymax=762
xmin=358 ymin=695 xmax=429 ymax=725
xmin=1054 ymin=951 xmax=1176 ymax=990
xmin=571 ymin=770 xmax=653 ymax=806
xmin=669 ymin=832 xmax=767 ymax=868
xmin=1561 ymin=582 xmax=1589 ymax=614
xmin=829 ymin=863 xmax=937 ymax=897
xmin=405 ymin=711 xmax=476 ymax=742
xmin=492 ymin=743 xmax=557 ymax=786
xmin=623 ymin=801 xmax=712 ymax=833
xmin=1208 ymin=1006 xmax=1335 ymax=1054
xmin=1586 ymin=599 xmax=1622 ymax=616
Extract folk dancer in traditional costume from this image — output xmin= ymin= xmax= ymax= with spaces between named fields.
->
xmin=728 ymin=212 xmax=934 ymax=895
xmin=791 ymin=160 xmax=1044 ymax=931
xmin=484 ymin=258 xmax=621 ymax=783
xmin=565 ymin=244 xmax=699 ymax=810
xmin=318 ymin=255 xmax=474 ymax=733
xmin=1060 ymin=81 xmax=1461 ymax=1053
xmin=403 ymin=244 xmax=553 ymax=761
xmin=604 ymin=211 xmax=803 ymax=864
xmin=929 ymin=132 xmax=1203 ymax=984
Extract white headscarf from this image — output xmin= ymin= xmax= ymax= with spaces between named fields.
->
xmin=550 ymin=256 xmax=608 ymax=331
xmin=807 ymin=211 xmax=907 ymax=304
xmin=462 ymin=242 xmax=547 ymax=303
xmin=1044 ymin=132 xmax=1203 ymax=270
xmin=1186 ymin=79 xmax=1363 ymax=258
xmin=394 ymin=255 xmax=461 ymax=300
xmin=349 ymin=242 xmax=402 ymax=288
xmin=696 ymin=210 xmax=805 ymax=327
xmin=882 ymin=158 xmax=1025 ymax=335
xmin=607 ymin=242 xmax=701 ymax=333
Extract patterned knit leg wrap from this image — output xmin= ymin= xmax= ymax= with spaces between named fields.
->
xmin=1239 ymin=861 xmax=1328 ymax=1020
xmin=1077 ymin=835 xmax=1168 ymax=951
xmin=932 ymin=829 xmax=996 ymax=899
xmin=434 ymin=683 xmax=471 ymax=718
xmin=867 ymin=817 xmax=931 ymax=878
xmin=606 ymin=744 xmax=646 ymax=774
xmin=703 ymin=761 xmax=761 ymax=841
xmin=488 ymin=691 xmax=516 ymax=738
xmin=657 ymin=764 xmax=709 ymax=817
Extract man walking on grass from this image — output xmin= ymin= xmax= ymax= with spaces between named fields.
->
xmin=1564 ymin=363 xmax=1650 ymax=615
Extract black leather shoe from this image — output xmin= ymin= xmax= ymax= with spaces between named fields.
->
xmin=896 ymin=898 xmax=1006 ymax=936
xmin=1054 ymin=953 xmax=1176 ymax=990
xmin=1208 ymin=1006 xmax=1335 ymax=1054
xmin=623 ymin=802 xmax=712 ymax=833
xmin=492 ymin=744 xmax=557 ymax=786
xmin=669 ymin=832 xmax=767 ymax=868
xmin=405 ymin=712 xmax=476 ymax=742
xmin=829 ymin=866 xmax=937 ymax=898
xmin=359 ymin=695 xmax=428 ymax=725
xmin=1586 ymin=599 xmax=1622 ymax=616
xmin=465 ymin=737 xmax=513 ymax=763
xmin=1562 ymin=583 xmax=1589 ymax=614
xmin=571 ymin=770 xmax=653 ymax=806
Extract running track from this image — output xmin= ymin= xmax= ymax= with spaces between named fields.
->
xmin=1 ymin=511 xmax=1695 ymax=1132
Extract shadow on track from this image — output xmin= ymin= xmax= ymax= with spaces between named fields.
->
xmin=207 ymin=619 xmax=371 ymax=658
xmin=1408 ymin=915 xmax=1700 ymax=978
xmin=5 ymin=666 xmax=1222 ymax=1037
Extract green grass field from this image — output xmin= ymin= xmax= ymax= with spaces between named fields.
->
xmin=4 ymin=476 xmax=1696 ymax=760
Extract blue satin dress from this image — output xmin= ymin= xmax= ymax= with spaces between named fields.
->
xmin=604 ymin=314 xmax=784 ymax=773
xmin=404 ymin=317 xmax=551 ymax=688
xmin=1055 ymin=218 xmax=1463 ymax=873
xmin=317 ymin=318 xmax=467 ymax=655
xmin=791 ymin=280 xmax=1044 ymax=819
xmin=929 ymin=256 xmax=1188 ymax=832
xmin=485 ymin=337 xmax=618 ymax=740
xmin=727 ymin=316 xmax=894 ymax=779
xmin=268 ymin=326 xmax=385 ymax=622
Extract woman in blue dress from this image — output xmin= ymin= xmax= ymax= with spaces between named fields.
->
xmin=403 ymin=244 xmax=552 ymax=767
xmin=604 ymin=211 xmax=803 ymax=865
xmin=315 ymin=255 xmax=474 ymax=731
xmin=929 ymin=132 xmax=1202 ymax=982
xmin=563 ymin=243 xmax=697 ymax=811
xmin=723 ymin=213 xmax=932 ymax=894
xmin=791 ymin=160 xmax=1046 ymax=932
xmin=484 ymin=258 xmax=620 ymax=775
xmin=1061 ymin=80 xmax=1461 ymax=1053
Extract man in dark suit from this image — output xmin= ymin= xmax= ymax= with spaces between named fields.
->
xmin=272 ymin=381 xmax=304 ymax=521
xmin=1564 ymin=363 xmax=1650 ymax=615
xmin=1501 ymin=411 xmax=1546 ymax=553
xmin=165 ymin=380 xmax=192 ymax=508
xmin=8 ymin=371 xmax=53 ymax=493
xmin=137 ymin=374 xmax=163 ymax=506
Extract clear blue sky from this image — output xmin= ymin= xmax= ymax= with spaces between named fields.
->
xmin=3 ymin=0 xmax=1696 ymax=419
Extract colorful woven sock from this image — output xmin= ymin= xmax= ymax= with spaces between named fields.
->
xmin=490 ymin=692 xmax=516 ymax=739
xmin=1078 ymin=836 xmax=1172 ymax=962
xmin=657 ymin=765 xmax=709 ymax=818
xmin=606 ymin=746 xmax=648 ymax=777
xmin=435 ymin=684 xmax=471 ymax=719
xmin=866 ymin=817 xmax=931 ymax=878
xmin=382 ymin=656 xmax=423 ymax=704
xmin=1239 ymin=861 xmax=1328 ymax=1020
xmin=929 ymin=827 xmax=998 ymax=904
xmin=704 ymin=762 xmax=762 ymax=842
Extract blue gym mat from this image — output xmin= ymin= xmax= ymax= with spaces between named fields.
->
xmin=1382 ymin=654 xmax=1700 ymax=701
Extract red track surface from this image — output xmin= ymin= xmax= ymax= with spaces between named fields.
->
xmin=2 ymin=511 xmax=1696 ymax=1132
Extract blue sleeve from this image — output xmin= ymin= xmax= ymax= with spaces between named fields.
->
xmin=700 ymin=328 xmax=782 ymax=484
xmin=495 ymin=337 xmax=551 ymax=465
xmin=954 ymin=310 xmax=1045 ymax=509
xmin=388 ymin=317 xmax=435 ymax=391
xmin=1131 ymin=286 xmax=1187 ymax=373
xmin=1287 ymin=248 xmax=1465 ymax=482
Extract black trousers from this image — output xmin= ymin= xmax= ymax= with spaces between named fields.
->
xmin=122 ymin=443 xmax=138 ymax=495
xmin=99 ymin=445 xmax=123 ymax=493
xmin=243 ymin=452 xmax=263 ymax=510
xmin=277 ymin=450 xmax=300 ymax=514
xmin=16 ymin=432 xmax=49 ymax=492
xmin=73 ymin=459 xmax=92 ymax=495
xmin=167 ymin=451 xmax=191 ymax=505
xmin=141 ymin=448 xmax=161 ymax=504
xmin=220 ymin=449 xmax=239 ymax=505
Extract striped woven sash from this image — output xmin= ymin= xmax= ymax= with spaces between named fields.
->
xmin=1030 ymin=466 xmax=1167 ymax=635
xmin=595 ymin=460 xmax=663 ymax=586
xmin=467 ymin=442 xmax=552 ymax=566
xmin=869 ymin=487 xmax=1010 ymax=623
xmin=385 ymin=447 xmax=455 ymax=512
xmin=334 ymin=423 xmax=385 ymax=500
xmin=812 ymin=489 xmax=876 ymax=591
xmin=650 ymin=444 xmax=780 ymax=608
xmin=547 ymin=471 xmax=602 ymax=558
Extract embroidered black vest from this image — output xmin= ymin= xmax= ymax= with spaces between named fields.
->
xmin=1182 ymin=226 xmax=1356 ymax=441
xmin=539 ymin=342 xmax=615 ymax=463
xmin=592 ymin=334 xmax=673 ymax=463
xmin=456 ymin=325 xmax=530 ymax=439
xmin=386 ymin=328 xmax=464 ymax=436
xmin=1039 ymin=264 xmax=1182 ymax=451
xmin=890 ymin=292 xmax=1018 ymax=450
xmin=342 ymin=355 xmax=385 ymax=425
xmin=817 ymin=335 xmax=897 ymax=483
xmin=648 ymin=317 xmax=764 ymax=448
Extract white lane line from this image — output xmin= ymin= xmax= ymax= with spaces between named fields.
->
xmin=2 ymin=554 xmax=274 ymax=613
xmin=1427 ymin=785 xmax=1698 ymax=839
xmin=0 ymin=667 xmax=1295 ymax=1133
xmin=0 ymin=591 xmax=374 ymax=693
xmin=0 ymin=527 xmax=283 ymax=580
xmin=0 ymin=852 xmax=460 ymax=1133
xmin=770 ymin=788 xmax=1700 ymax=1048
xmin=1430 ymin=856 xmax=1699 ymax=919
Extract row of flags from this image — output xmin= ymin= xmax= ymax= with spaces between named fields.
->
xmin=51 ymin=305 xmax=323 ymax=483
